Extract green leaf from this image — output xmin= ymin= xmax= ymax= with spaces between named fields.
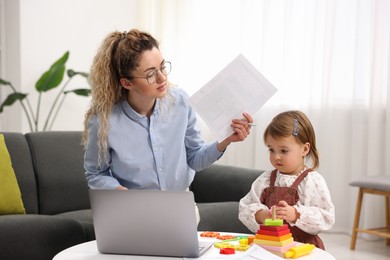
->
xmin=0 ymin=93 xmax=27 ymax=112
xmin=35 ymin=51 xmax=69 ymax=92
xmin=64 ymin=88 xmax=91 ymax=96
xmin=51 ymin=51 xmax=69 ymax=67
xmin=67 ymin=69 xmax=89 ymax=78
xmin=0 ymin=78 xmax=11 ymax=85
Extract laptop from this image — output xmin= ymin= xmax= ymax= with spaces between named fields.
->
xmin=89 ymin=189 xmax=213 ymax=258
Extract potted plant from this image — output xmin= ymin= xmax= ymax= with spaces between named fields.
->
xmin=0 ymin=51 xmax=90 ymax=132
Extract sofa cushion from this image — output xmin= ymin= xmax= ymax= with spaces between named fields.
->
xmin=191 ymin=164 xmax=263 ymax=203
xmin=26 ymin=131 xmax=90 ymax=215
xmin=1 ymin=132 xmax=39 ymax=214
xmin=0 ymin=134 xmax=26 ymax=214
xmin=197 ymin=202 xmax=253 ymax=234
xmin=57 ymin=209 xmax=95 ymax=241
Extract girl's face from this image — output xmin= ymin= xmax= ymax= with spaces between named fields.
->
xmin=265 ymin=135 xmax=310 ymax=175
xmin=121 ymin=47 xmax=168 ymax=100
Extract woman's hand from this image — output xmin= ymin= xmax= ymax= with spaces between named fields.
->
xmin=228 ymin=112 xmax=254 ymax=142
xmin=217 ymin=112 xmax=254 ymax=152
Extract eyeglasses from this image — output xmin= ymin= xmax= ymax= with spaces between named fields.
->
xmin=131 ymin=61 xmax=172 ymax=85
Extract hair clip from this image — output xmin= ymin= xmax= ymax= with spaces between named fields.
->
xmin=292 ymin=118 xmax=299 ymax=136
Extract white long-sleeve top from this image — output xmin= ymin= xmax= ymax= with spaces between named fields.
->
xmin=239 ymin=170 xmax=335 ymax=234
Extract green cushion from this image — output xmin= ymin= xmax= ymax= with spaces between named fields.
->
xmin=0 ymin=134 xmax=25 ymax=214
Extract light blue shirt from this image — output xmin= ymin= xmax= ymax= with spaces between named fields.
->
xmin=84 ymin=87 xmax=223 ymax=191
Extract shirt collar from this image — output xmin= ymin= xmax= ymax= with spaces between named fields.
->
xmin=120 ymin=99 xmax=160 ymax=122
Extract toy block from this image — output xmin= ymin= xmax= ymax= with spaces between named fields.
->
xmin=200 ymin=231 xmax=220 ymax=238
xmin=257 ymin=228 xmax=291 ymax=236
xmin=264 ymin=206 xmax=284 ymax=226
xmin=264 ymin=218 xmax=283 ymax=226
xmin=219 ymin=247 xmax=235 ymax=254
xmin=247 ymin=235 xmax=255 ymax=244
xmin=256 ymin=233 xmax=292 ymax=242
xmin=254 ymin=237 xmax=294 ymax=247
xmin=239 ymin=238 xmax=248 ymax=245
xmin=214 ymin=241 xmax=251 ymax=252
xmin=216 ymin=234 xmax=236 ymax=240
xmin=260 ymin=224 xmax=288 ymax=231
xmin=258 ymin=242 xmax=297 ymax=253
xmin=214 ymin=242 xmax=234 ymax=249
xmin=235 ymin=244 xmax=251 ymax=251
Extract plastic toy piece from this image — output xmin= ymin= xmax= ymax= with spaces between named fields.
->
xmin=216 ymin=234 xmax=237 ymax=240
xmin=239 ymin=238 xmax=249 ymax=245
xmin=254 ymin=237 xmax=294 ymax=247
xmin=235 ymin=244 xmax=251 ymax=251
xmin=264 ymin=206 xmax=283 ymax=226
xmin=260 ymin=224 xmax=288 ymax=231
xmin=284 ymin=243 xmax=315 ymax=258
xmin=255 ymin=219 xmax=296 ymax=256
xmin=264 ymin=218 xmax=283 ymax=226
xmin=256 ymin=233 xmax=292 ymax=242
xmin=214 ymin=236 xmax=252 ymax=252
xmin=200 ymin=231 xmax=220 ymax=238
xmin=257 ymin=228 xmax=291 ymax=236
xmin=214 ymin=242 xmax=234 ymax=249
xmin=259 ymin=242 xmax=297 ymax=253
xmin=219 ymin=248 xmax=235 ymax=254
xmin=214 ymin=242 xmax=251 ymax=251
xmin=247 ymin=235 xmax=255 ymax=244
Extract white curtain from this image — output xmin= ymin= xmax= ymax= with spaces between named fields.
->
xmin=137 ymin=0 xmax=390 ymax=236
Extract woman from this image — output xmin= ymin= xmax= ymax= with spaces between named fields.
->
xmin=83 ymin=29 xmax=254 ymax=192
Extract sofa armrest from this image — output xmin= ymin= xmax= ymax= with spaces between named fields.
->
xmin=190 ymin=164 xmax=263 ymax=203
xmin=0 ymin=215 xmax=86 ymax=260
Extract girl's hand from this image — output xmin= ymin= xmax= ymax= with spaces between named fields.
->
xmin=276 ymin=200 xmax=300 ymax=223
xmin=255 ymin=208 xmax=272 ymax=224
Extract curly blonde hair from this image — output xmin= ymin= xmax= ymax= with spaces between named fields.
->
xmin=263 ymin=110 xmax=319 ymax=169
xmin=83 ymin=29 xmax=162 ymax=164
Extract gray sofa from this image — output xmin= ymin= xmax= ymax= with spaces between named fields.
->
xmin=0 ymin=131 xmax=263 ymax=260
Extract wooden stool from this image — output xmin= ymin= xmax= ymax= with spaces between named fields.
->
xmin=349 ymin=176 xmax=390 ymax=250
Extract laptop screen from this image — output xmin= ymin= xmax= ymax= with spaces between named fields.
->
xmin=89 ymin=189 xmax=206 ymax=258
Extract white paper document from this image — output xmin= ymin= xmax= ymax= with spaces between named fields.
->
xmin=189 ymin=54 xmax=277 ymax=141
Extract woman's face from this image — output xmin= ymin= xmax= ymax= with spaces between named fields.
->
xmin=122 ymin=47 xmax=168 ymax=100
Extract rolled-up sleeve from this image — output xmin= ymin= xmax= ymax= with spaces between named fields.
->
xmin=239 ymin=172 xmax=272 ymax=233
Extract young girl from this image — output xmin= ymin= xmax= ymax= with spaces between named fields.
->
xmin=239 ymin=110 xmax=335 ymax=249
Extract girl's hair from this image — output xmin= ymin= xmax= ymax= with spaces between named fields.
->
xmin=263 ymin=110 xmax=319 ymax=169
xmin=83 ymin=29 xmax=162 ymax=164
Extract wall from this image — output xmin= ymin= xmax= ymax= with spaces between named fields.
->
xmin=1 ymin=0 xmax=138 ymax=132
xmin=1 ymin=0 xmax=22 ymax=131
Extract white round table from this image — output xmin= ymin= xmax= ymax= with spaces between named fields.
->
xmin=54 ymin=232 xmax=336 ymax=260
